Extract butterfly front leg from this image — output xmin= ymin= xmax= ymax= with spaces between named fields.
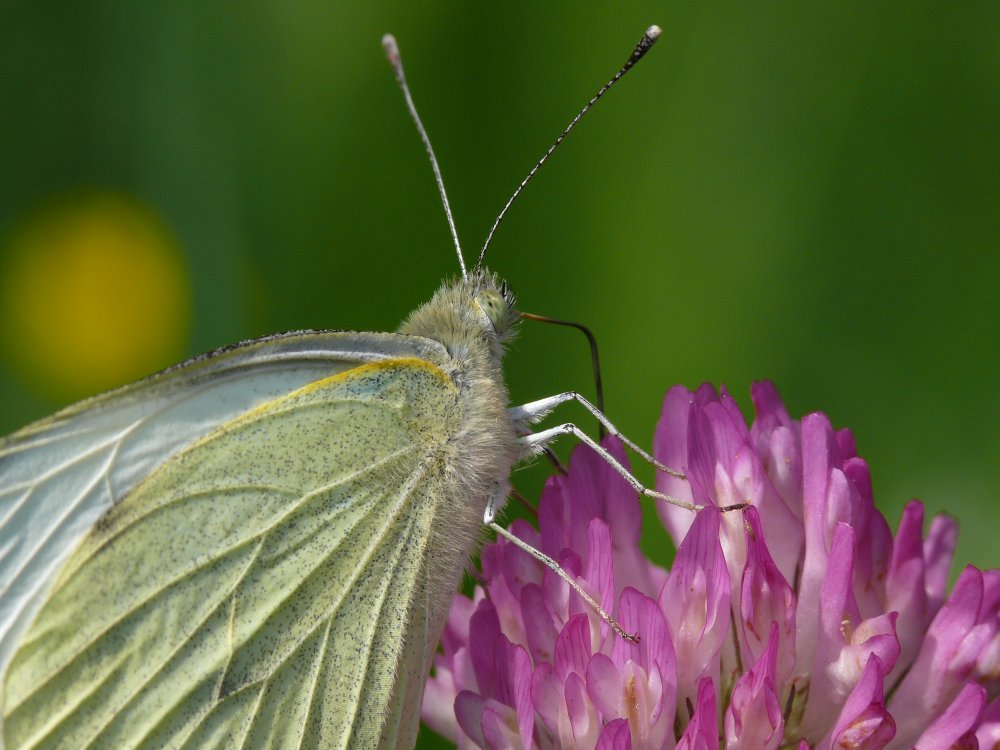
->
xmin=507 ymin=392 xmax=702 ymax=513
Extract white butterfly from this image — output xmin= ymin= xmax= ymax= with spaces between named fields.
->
xmin=0 ymin=26 xmax=688 ymax=749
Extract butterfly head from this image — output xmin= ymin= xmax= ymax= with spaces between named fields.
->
xmin=398 ymin=268 xmax=518 ymax=365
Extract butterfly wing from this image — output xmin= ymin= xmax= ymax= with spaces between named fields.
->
xmin=0 ymin=332 xmax=469 ymax=748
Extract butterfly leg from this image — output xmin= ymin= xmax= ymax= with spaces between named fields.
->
xmin=488 ymin=520 xmax=639 ymax=643
xmin=484 ymin=483 xmax=638 ymax=641
xmin=483 ymin=481 xmax=511 ymax=523
xmin=517 ymin=423 xmax=702 ymax=512
xmin=509 ymin=392 xmax=685 ymax=478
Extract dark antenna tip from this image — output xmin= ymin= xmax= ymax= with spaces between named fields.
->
xmin=476 ymin=24 xmax=664 ymax=269
xmin=632 ymin=26 xmax=662 ymax=64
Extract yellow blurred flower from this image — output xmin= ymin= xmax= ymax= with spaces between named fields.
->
xmin=0 ymin=192 xmax=191 ymax=401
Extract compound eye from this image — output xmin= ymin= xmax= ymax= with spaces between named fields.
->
xmin=477 ymin=289 xmax=509 ymax=333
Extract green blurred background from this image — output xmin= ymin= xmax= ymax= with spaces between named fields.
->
xmin=1 ymin=4 xmax=997 ymax=747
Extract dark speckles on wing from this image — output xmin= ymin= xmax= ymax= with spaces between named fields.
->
xmin=2 ymin=360 xmax=463 ymax=750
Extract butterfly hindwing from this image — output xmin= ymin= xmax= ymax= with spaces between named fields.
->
xmin=0 ymin=330 xmax=450 ymax=683
xmin=1 ymin=339 xmax=467 ymax=749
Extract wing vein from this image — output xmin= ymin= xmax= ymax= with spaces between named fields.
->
xmin=1 ymin=421 xmax=140 ymax=496
xmin=78 ymin=536 xmax=267 ymax=750
xmin=0 ymin=432 xmax=127 ymax=641
xmin=43 ymin=442 xmax=418 ymax=654
xmin=313 ymin=457 xmax=436 ymax=746
xmin=337 ymin=511 xmax=422 ymax=748
xmin=293 ymin=606 xmax=336 ymax=750
xmin=232 ymin=682 xmax=268 ymax=750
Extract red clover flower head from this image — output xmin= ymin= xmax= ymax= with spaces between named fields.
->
xmin=424 ymin=382 xmax=999 ymax=749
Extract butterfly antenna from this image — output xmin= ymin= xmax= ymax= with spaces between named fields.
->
xmin=476 ymin=25 xmax=661 ymax=270
xmin=383 ymin=34 xmax=467 ymax=279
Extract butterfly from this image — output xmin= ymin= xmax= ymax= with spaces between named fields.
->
xmin=0 ymin=26 xmax=682 ymax=749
